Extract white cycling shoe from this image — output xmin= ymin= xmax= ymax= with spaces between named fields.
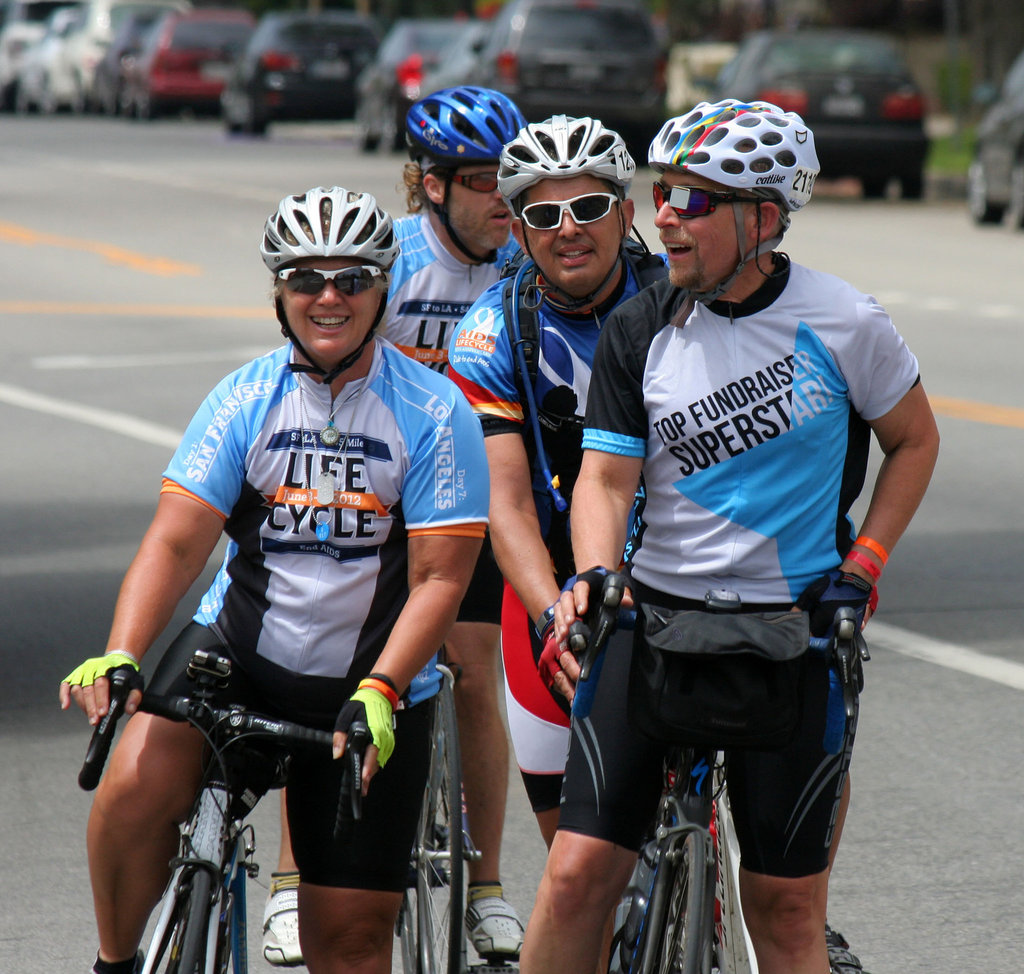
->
xmin=465 ymin=893 xmax=525 ymax=959
xmin=262 ymin=873 xmax=303 ymax=967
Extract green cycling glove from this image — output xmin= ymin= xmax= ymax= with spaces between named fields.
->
xmin=63 ymin=651 xmax=140 ymax=688
xmin=334 ymin=685 xmax=396 ymax=767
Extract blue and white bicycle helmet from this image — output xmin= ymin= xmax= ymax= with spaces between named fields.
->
xmin=406 ymin=85 xmax=526 ymax=167
xmin=649 ymin=99 xmax=819 ymax=222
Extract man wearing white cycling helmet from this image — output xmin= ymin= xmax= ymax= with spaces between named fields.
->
xmin=60 ymin=187 xmax=488 ymax=974
xmin=522 ymin=101 xmax=938 ymax=974
xmin=447 ymin=115 xmax=667 ymax=856
xmin=263 ymin=87 xmax=530 ymax=966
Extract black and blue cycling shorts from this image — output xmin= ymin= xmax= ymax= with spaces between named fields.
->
xmin=147 ymin=622 xmax=431 ymax=891
xmin=558 ymin=618 xmax=856 ymax=878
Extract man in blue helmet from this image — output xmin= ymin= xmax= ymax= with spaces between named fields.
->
xmin=389 ymin=84 xmax=530 ymax=960
xmin=260 ymin=86 xmax=528 ymax=967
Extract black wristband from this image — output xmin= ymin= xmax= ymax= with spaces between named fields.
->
xmin=367 ymin=672 xmax=399 ymax=695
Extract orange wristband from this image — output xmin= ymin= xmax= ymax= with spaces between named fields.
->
xmin=358 ymin=677 xmax=399 ymax=712
xmin=854 ymin=535 xmax=889 ymax=565
xmin=845 ymin=549 xmax=882 ymax=581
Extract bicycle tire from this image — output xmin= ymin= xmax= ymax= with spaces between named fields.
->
xmin=712 ymin=789 xmax=755 ymax=974
xmin=639 ymin=830 xmax=714 ymax=974
xmin=398 ymin=675 xmax=466 ymax=974
xmin=144 ymin=866 xmax=212 ymax=974
xmin=175 ymin=867 xmax=213 ymax=974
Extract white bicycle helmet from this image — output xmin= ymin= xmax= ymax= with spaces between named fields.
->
xmin=498 ymin=115 xmax=635 ymax=208
xmin=649 ymin=100 xmax=819 ymax=219
xmin=260 ymin=186 xmax=399 ymax=273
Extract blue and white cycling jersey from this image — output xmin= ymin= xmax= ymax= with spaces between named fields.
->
xmin=584 ymin=259 xmax=921 ymax=605
xmin=162 ymin=339 xmax=488 ymax=696
xmin=381 ymin=214 xmax=518 ymax=373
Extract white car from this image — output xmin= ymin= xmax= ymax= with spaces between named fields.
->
xmin=14 ymin=4 xmax=81 ymax=112
xmin=50 ymin=0 xmax=187 ymax=111
xmin=0 ymin=0 xmax=81 ymax=109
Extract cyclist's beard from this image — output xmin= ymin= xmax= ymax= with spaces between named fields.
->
xmin=446 ymin=198 xmax=510 ymax=257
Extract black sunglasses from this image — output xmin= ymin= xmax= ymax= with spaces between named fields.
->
xmin=277 ymin=265 xmax=385 ymax=296
xmin=450 ymin=172 xmax=500 ymax=193
xmin=652 ymin=182 xmax=751 ymax=218
xmin=520 ymin=192 xmax=618 ymax=231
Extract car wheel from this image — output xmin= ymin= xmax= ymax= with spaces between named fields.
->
xmin=967 ymin=160 xmax=1005 ymax=225
xmin=14 ymin=84 xmax=34 ymax=114
xmin=1006 ymin=161 xmax=1024 ymax=231
xmin=861 ymin=175 xmax=888 ymax=199
xmin=136 ymin=91 xmax=158 ymax=120
xmin=899 ymin=172 xmax=924 ymax=200
xmin=242 ymin=96 xmax=268 ymax=136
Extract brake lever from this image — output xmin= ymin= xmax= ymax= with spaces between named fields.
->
xmin=335 ymin=720 xmax=370 ymax=832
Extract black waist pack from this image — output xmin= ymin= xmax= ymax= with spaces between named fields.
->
xmin=628 ymin=604 xmax=811 ymax=749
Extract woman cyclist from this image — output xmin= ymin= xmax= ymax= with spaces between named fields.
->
xmin=60 ymin=186 xmax=489 ymax=974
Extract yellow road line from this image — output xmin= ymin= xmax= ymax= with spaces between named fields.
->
xmin=929 ymin=395 xmax=1024 ymax=431
xmin=0 ymin=301 xmax=266 ymax=317
xmin=0 ymin=221 xmax=202 ymax=277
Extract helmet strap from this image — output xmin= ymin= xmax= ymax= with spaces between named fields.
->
xmin=691 ymin=201 xmax=782 ymax=305
xmin=431 ymin=174 xmax=498 ymax=265
xmin=523 ymin=202 xmax=628 ymax=312
xmin=278 ymin=292 xmax=388 ymax=387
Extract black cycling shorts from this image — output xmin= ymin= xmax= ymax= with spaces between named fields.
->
xmin=456 ymin=533 xmax=503 ymax=625
xmin=146 ymin=623 xmax=431 ymax=891
xmin=558 ymin=625 xmax=856 ymax=879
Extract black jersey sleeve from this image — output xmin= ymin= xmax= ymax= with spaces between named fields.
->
xmin=584 ymin=280 xmax=685 ymax=450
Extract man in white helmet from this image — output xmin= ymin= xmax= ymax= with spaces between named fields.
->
xmin=522 ymin=101 xmax=939 ymax=974
xmin=448 ymin=115 xmax=667 ymax=855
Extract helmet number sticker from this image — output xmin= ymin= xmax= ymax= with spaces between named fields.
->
xmin=793 ymin=167 xmax=817 ymax=198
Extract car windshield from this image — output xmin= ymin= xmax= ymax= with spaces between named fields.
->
xmin=275 ymin=20 xmax=377 ymax=50
xmin=520 ymin=7 xmax=654 ymax=50
xmin=764 ymin=35 xmax=904 ymax=75
xmin=110 ymin=4 xmax=172 ymax=32
xmin=379 ymin=21 xmax=463 ymax=62
xmin=22 ymin=0 xmax=76 ymax=24
xmin=171 ymin=20 xmax=250 ymax=50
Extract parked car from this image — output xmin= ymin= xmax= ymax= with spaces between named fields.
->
xmin=121 ymin=6 xmax=253 ymax=119
xmin=355 ymin=16 xmax=478 ymax=152
xmin=221 ymin=10 xmax=378 ymax=136
xmin=460 ymin=0 xmax=666 ymax=161
xmin=418 ymin=19 xmax=489 ymax=96
xmin=0 ymin=0 xmax=81 ymax=109
xmin=52 ymin=0 xmax=186 ymax=111
xmin=90 ymin=5 xmax=170 ymax=114
xmin=13 ymin=2 xmax=80 ymax=112
xmin=713 ymin=28 xmax=928 ymax=199
xmin=968 ymin=45 xmax=1024 ymax=228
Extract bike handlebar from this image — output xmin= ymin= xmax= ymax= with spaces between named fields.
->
xmin=336 ymin=720 xmax=371 ymax=829
xmin=78 ymin=671 xmax=335 ymax=792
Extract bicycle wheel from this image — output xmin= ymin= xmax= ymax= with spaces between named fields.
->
xmin=398 ymin=674 xmax=466 ymax=974
xmin=643 ymin=830 xmax=715 ymax=974
xmin=712 ymin=789 xmax=755 ymax=974
xmin=144 ymin=866 xmax=213 ymax=974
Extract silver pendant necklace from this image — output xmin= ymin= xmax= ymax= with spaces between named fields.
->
xmin=298 ymin=376 xmax=366 ymax=541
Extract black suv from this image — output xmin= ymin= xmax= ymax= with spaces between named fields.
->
xmin=968 ymin=46 xmax=1024 ymax=228
xmin=464 ymin=0 xmax=665 ymax=161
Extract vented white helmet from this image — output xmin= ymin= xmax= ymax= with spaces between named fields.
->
xmin=498 ymin=115 xmax=635 ymax=206
xmin=260 ymin=186 xmax=399 ymax=272
xmin=649 ymin=100 xmax=819 ymax=215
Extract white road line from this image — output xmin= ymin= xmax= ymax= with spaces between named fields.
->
xmin=0 ymin=381 xmax=180 ymax=449
xmin=33 ymin=347 xmax=269 ymax=370
xmin=868 ymin=620 xmax=1024 ymax=691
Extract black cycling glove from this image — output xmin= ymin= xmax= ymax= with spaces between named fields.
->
xmin=796 ymin=569 xmax=873 ymax=637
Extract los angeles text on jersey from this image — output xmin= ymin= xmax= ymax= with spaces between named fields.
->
xmin=651 ymin=349 xmax=837 ymax=477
